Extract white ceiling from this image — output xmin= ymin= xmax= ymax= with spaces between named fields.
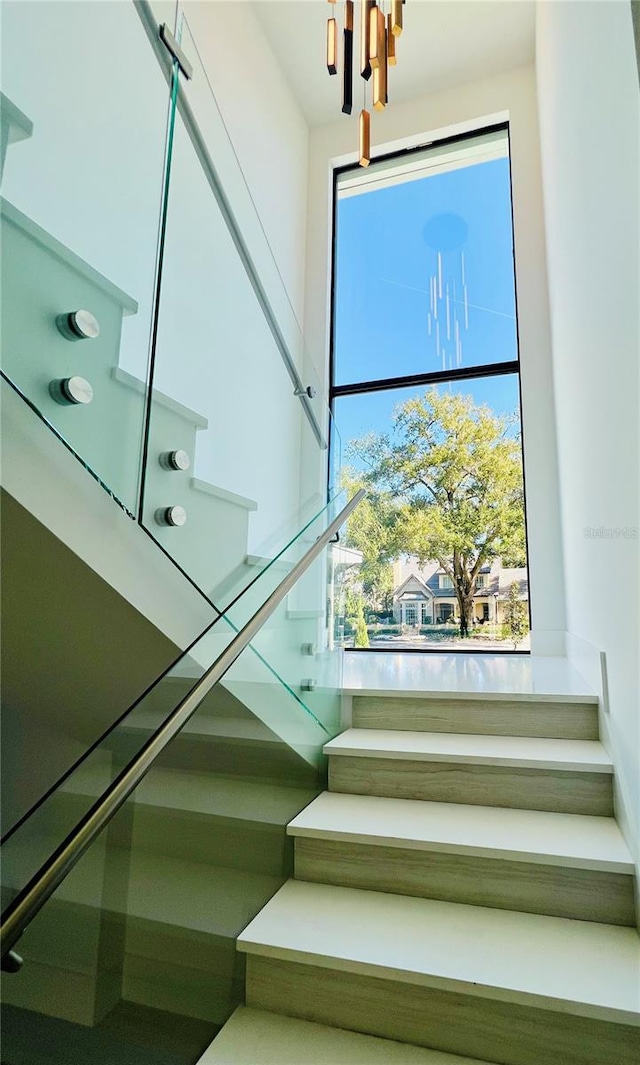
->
xmin=251 ymin=1 xmax=535 ymax=127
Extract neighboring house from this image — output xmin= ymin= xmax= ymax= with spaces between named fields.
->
xmin=392 ymin=559 xmax=528 ymax=627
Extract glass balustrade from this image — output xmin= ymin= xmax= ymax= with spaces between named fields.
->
xmin=140 ymin=10 xmax=334 ymax=614
xmin=0 ymin=664 xmax=322 ymax=1062
xmin=1 ymin=495 xmax=350 ymax=912
xmin=0 ymin=0 xmax=177 ymax=515
xmin=2 ymin=0 xmax=335 ymax=634
xmin=0 ymin=492 xmax=356 ymax=1062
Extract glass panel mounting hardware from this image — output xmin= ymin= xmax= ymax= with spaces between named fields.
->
xmin=49 ymin=376 xmax=94 ymax=405
xmin=55 ymin=309 xmax=100 ymax=341
xmin=294 ymin=384 xmax=317 ymax=399
xmin=158 ymin=23 xmax=193 ymax=80
xmin=1 ymin=949 xmax=23 ymax=974
xmin=159 ymin=449 xmax=191 ymax=471
xmin=155 ymin=505 xmax=187 ymax=527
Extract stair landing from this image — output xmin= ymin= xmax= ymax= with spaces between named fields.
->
xmin=343 ymin=651 xmax=597 ymax=700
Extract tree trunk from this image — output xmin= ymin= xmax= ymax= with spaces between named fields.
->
xmin=457 ymin=594 xmax=473 ymax=637
xmin=452 ymin=552 xmax=474 ymax=638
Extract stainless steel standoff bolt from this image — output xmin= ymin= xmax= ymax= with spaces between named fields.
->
xmin=1 ymin=950 xmax=23 ymax=974
xmin=155 ymin=505 xmax=187 ymax=527
xmin=49 ymin=376 xmax=94 ymax=405
xmin=159 ymin=449 xmax=191 ymax=472
xmin=56 ymin=310 xmax=100 ymax=341
xmin=301 ymin=679 xmax=317 ymax=692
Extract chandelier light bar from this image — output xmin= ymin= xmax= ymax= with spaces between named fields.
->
xmin=360 ymin=0 xmax=374 ymax=79
xmin=342 ymin=0 xmax=354 ymax=113
xmin=391 ymin=0 xmax=403 ymax=36
xmin=372 ymin=9 xmax=387 ymax=109
xmin=369 ymin=3 xmax=382 ymax=69
xmin=359 ymin=108 xmax=371 ymax=167
xmin=327 ymin=15 xmax=338 ymax=75
xmin=327 ymin=1 xmax=407 ymax=166
xmin=387 ymin=13 xmax=396 ymax=65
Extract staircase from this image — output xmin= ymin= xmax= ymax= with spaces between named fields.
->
xmin=200 ymin=689 xmax=640 ymax=1064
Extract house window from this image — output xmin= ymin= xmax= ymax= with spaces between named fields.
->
xmin=421 ymin=604 xmax=432 ymax=624
xmin=331 ymin=123 xmax=530 ymax=653
xmin=476 ymin=575 xmax=486 ymax=589
xmin=404 ymin=605 xmax=418 ymax=626
xmin=438 ymin=604 xmax=454 ymax=623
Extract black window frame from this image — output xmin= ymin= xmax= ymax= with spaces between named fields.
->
xmin=328 ymin=121 xmax=533 ymax=655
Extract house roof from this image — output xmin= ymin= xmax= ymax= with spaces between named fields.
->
xmin=392 ymin=558 xmax=528 ymax=602
xmin=394 ymin=574 xmax=434 ymax=601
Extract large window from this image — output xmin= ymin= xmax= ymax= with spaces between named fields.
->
xmin=331 ymin=125 xmax=530 ymax=653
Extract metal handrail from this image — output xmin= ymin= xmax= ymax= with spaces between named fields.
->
xmin=0 ymin=489 xmax=365 ymax=960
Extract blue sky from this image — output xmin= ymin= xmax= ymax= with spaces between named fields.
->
xmin=332 ymin=154 xmax=521 ymax=460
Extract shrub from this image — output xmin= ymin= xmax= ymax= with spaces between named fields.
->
xmin=354 ymin=614 xmax=370 ymax=648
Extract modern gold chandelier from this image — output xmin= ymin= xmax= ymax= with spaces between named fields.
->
xmin=326 ymin=0 xmax=405 ymax=166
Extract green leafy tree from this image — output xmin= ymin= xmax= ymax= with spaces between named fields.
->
xmin=340 ymin=468 xmax=401 ymax=615
xmin=504 ymin=580 xmax=529 ymax=648
xmin=348 ymin=389 xmax=525 ymax=638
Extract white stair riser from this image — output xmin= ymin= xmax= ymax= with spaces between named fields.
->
xmin=293 ymin=837 xmax=636 ymax=925
xmin=352 ymin=697 xmax=599 ymax=740
xmin=246 ymin=955 xmax=639 ymax=1065
xmin=328 ymin=756 xmax=614 ymax=816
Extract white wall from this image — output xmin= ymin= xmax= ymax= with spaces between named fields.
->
xmin=182 ymin=0 xmax=310 ymax=325
xmin=304 ymin=64 xmax=567 ymax=653
xmin=535 ymin=1 xmax=639 ymax=865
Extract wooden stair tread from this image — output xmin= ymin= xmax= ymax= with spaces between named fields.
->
xmin=325 ymin=729 xmax=613 ymax=772
xmin=198 ymin=1006 xmax=499 ymax=1064
xmin=237 ymin=880 xmax=640 ymax=1024
xmin=287 ymin=792 xmax=633 ymax=872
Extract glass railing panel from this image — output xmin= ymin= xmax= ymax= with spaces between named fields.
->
xmin=141 ymin=81 xmax=329 ymax=605
xmin=0 ymin=1 xmax=174 ymax=515
xmin=1 ymin=494 xmax=351 ymax=913
xmin=175 ymin=11 xmax=318 ymax=404
xmin=1 ymin=657 xmax=325 ymax=1062
xmin=140 ymin=11 xmax=332 ymax=610
xmin=1 ymin=800 xmax=222 ymax=1063
xmin=220 ymin=514 xmax=348 ymax=740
